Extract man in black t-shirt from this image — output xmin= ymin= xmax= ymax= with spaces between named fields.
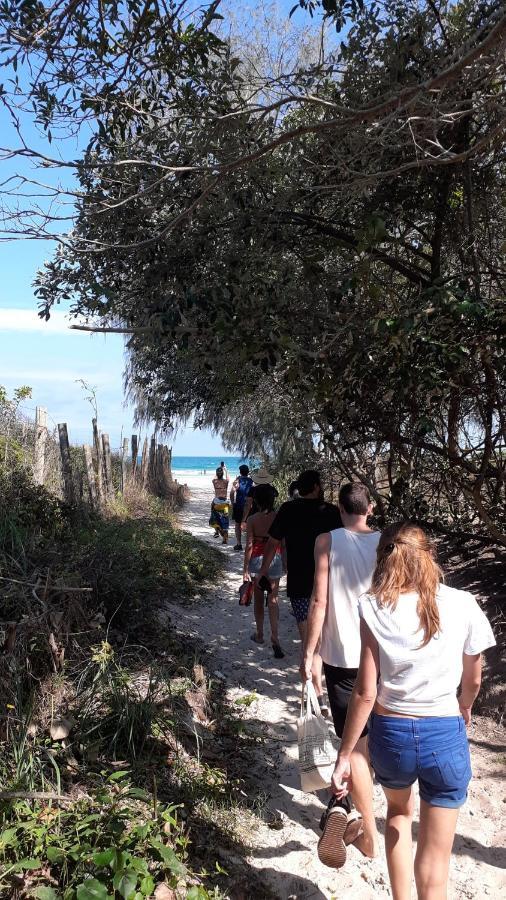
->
xmin=258 ymin=469 xmax=341 ymax=702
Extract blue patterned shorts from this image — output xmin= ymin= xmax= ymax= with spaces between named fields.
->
xmin=289 ymin=597 xmax=310 ymax=623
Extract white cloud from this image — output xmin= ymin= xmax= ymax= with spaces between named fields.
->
xmin=0 ymin=308 xmax=75 ymax=334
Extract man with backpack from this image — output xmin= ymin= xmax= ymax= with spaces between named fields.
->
xmin=230 ymin=464 xmax=254 ymax=551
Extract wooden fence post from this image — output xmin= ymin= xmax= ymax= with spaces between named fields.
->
xmin=131 ymin=434 xmax=138 ymax=477
xmin=33 ymin=406 xmax=48 ymax=486
xmin=162 ymin=446 xmax=173 ymax=496
xmin=140 ymin=437 xmax=148 ymax=486
xmin=92 ymin=418 xmax=105 ymax=504
xmin=83 ymin=445 xmax=98 ymax=508
xmin=167 ymin=446 xmax=173 ymax=482
xmin=101 ymin=433 xmax=113 ymax=497
xmin=58 ymin=423 xmax=75 ymax=504
xmin=155 ymin=444 xmax=163 ymax=496
xmin=148 ymin=436 xmax=156 ymax=491
xmin=121 ymin=437 xmax=129 ymax=493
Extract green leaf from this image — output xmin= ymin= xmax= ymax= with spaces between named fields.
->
xmin=127 ymin=788 xmax=150 ymax=801
xmin=113 ymin=869 xmax=138 ymax=899
xmin=92 ymin=848 xmax=115 ymax=867
xmin=140 ymin=874 xmax=154 ymax=896
xmin=31 ymin=888 xmax=59 ymax=900
xmin=150 ymin=839 xmax=186 ymax=875
xmin=76 ymin=879 xmax=109 ymax=900
xmin=46 ymin=846 xmax=65 ymax=863
xmin=16 ymin=858 xmax=41 ymax=870
xmin=128 ymin=857 xmax=148 ymax=875
xmin=0 ymin=827 xmax=18 ymax=847
xmin=186 ymin=888 xmax=209 ymax=900
xmin=108 ymin=770 xmax=130 ymax=781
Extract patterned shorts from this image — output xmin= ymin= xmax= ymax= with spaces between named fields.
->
xmin=289 ymin=597 xmax=310 ymax=623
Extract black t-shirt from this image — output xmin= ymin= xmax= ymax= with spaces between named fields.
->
xmin=268 ymin=498 xmax=342 ymax=598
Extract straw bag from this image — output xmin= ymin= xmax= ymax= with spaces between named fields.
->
xmin=297 ymin=680 xmax=340 ymax=792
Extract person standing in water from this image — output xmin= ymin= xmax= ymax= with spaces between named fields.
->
xmin=332 ymin=523 xmax=495 ymax=897
xmin=209 ymin=466 xmax=230 ymax=544
xmin=243 ymin=483 xmax=285 ymax=659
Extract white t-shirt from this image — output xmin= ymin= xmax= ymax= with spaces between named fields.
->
xmin=359 ymin=584 xmax=496 ymax=716
xmin=320 ymin=529 xmax=381 ymax=669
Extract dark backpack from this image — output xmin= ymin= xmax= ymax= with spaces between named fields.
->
xmin=235 ymin=476 xmax=253 ymax=511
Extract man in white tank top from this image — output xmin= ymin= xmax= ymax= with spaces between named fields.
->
xmin=302 ymin=482 xmax=380 ymax=864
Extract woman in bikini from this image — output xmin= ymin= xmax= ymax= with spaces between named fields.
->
xmin=209 ymin=467 xmax=230 ymax=544
xmin=243 ymin=483 xmax=285 ymax=659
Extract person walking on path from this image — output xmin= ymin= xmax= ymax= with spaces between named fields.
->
xmin=241 ymin=468 xmax=278 ymax=526
xmin=332 ymin=522 xmax=496 ymax=900
xmin=259 ymin=469 xmax=341 ymax=707
xmin=209 ymin=466 xmax=230 ymax=544
xmin=230 ymin=464 xmax=254 ymax=551
xmin=302 ymin=482 xmax=380 ymax=867
xmin=243 ymin=483 xmax=285 ymax=659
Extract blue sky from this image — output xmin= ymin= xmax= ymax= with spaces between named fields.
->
xmin=0 ymin=0 xmax=326 ymax=451
xmin=0 ymin=265 xmax=225 ymax=452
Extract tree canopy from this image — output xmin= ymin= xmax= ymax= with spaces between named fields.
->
xmin=1 ymin=1 xmax=505 ymax=542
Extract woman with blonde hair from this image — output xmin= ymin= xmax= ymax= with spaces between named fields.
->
xmin=332 ymin=522 xmax=495 ymax=900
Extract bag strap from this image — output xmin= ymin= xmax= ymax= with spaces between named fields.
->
xmin=301 ymin=679 xmax=323 ymax=719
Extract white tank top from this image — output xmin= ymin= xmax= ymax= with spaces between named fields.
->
xmin=320 ymin=529 xmax=381 ymax=669
xmin=359 ymin=585 xmax=496 ymax=716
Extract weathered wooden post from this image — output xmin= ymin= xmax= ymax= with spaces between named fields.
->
xmin=33 ymin=406 xmax=48 ymax=486
xmin=121 ymin=437 xmax=129 ymax=493
xmin=92 ymin=418 xmax=104 ymax=503
xmin=131 ymin=434 xmax=138 ymax=477
xmin=140 ymin=437 xmax=149 ymax=486
xmin=83 ymin=445 xmax=98 ymax=508
xmin=101 ymin=433 xmax=113 ymax=497
xmin=154 ymin=444 xmax=163 ymax=496
xmin=148 ymin=436 xmax=156 ymax=491
xmin=167 ymin=446 xmax=173 ymax=482
xmin=160 ymin=445 xmax=172 ymax=496
xmin=58 ymin=423 xmax=75 ymax=504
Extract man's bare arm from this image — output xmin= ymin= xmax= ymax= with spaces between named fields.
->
xmin=241 ymin=495 xmax=253 ymax=524
xmin=301 ymin=532 xmax=331 ymax=681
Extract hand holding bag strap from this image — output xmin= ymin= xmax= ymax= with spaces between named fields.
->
xmin=306 ymin=679 xmax=324 ymax=718
xmin=301 ymin=679 xmax=322 ymax=719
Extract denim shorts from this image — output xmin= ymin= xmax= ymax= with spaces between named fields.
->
xmin=248 ymin=553 xmax=283 ymax=580
xmin=368 ymin=713 xmax=472 ymax=808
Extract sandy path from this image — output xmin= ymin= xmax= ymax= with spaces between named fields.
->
xmin=169 ymin=474 xmax=506 ymax=899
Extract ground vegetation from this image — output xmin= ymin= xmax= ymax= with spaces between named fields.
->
xmin=0 ymin=400 xmax=275 ymax=899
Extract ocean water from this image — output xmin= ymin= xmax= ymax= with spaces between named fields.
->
xmin=171 ymin=455 xmax=256 ymax=477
